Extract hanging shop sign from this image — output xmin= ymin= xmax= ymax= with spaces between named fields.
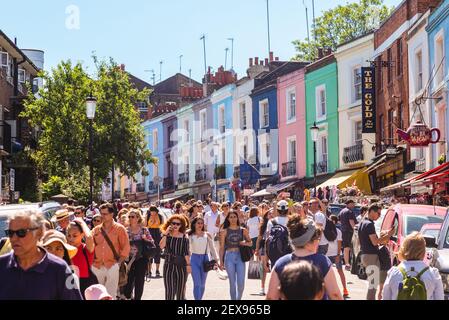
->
xmin=396 ymin=120 xmax=440 ymax=147
xmin=361 ymin=67 xmax=376 ymax=133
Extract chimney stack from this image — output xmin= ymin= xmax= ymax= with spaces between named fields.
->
xmin=260 ymin=60 xmax=264 ymax=66
xmin=255 ymin=57 xmax=259 ymax=65
xmin=120 ymin=64 xmax=126 ymax=71
xmin=249 ymin=58 xmax=253 ymax=67
xmin=269 ymin=51 xmax=274 ymax=62
xmin=265 ymin=58 xmax=269 ymax=66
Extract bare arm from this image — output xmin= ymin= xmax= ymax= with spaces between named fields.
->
xmin=159 ymin=228 xmax=169 ymax=250
xmin=324 ymin=268 xmax=343 ymax=300
xmin=74 ymin=218 xmax=94 ymax=252
xmin=219 ymin=229 xmax=226 ymax=268
xmin=266 ymin=269 xmax=281 ymax=300
xmin=240 ymin=228 xmax=253 ymax=247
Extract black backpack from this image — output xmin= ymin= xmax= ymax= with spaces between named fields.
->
xmin=266 ymin=218 xmax=292 ymax=264
xmin=323 ymin=217 xmax=338 ymax=242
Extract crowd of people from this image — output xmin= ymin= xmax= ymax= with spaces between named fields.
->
xmin=0 ymin=195 xmax=445 ymax=300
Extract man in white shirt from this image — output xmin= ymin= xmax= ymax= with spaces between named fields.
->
xmin=266 ymin=200 xmax=289 ymax=235
xmin=310 ymin=198 xmax=329 ymax=255
xmin=86 ymin=202 xmax=100 ymax=218
xmin=204 ymin=202 xmax=220 ymax=238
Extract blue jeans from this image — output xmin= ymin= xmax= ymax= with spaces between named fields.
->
xmin=224 ymin=250 xmax=246 ymax=300
xmin=190 ymin=253 xmax=209 ymax=300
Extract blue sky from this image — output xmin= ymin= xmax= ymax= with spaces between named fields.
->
xmin=1 ymin=0 xmax=401 ymax=84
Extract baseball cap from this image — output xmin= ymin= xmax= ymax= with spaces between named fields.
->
xmin=84 ymin=284 xmax=113 ymax=300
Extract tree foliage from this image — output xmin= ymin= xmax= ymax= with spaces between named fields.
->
xmin=293 ymin=0 xmax=393 ymax=61
xmin=22 ymin=57 xmax=155 ymax=203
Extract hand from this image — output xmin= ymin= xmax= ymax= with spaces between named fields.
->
xmin=239 ymin=241 xmax=247 ymax=246
xmin=219 ymin=263 xmax=225 ymax=270
xmin=335 ymin=255 xmax=341 ymax=264
xmin=186 ymin=265 xmax=192 ymax=274
xmin=255 ymin=249 xmax=260 ymax=257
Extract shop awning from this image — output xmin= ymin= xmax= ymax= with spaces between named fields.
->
xmin=316 ymin=168 xmax=372 ymax=195
xmin=250 ymin=189 xmax=273 ymax=197
xmin=268 ymin=181 xmax=296 ymax=193
xmin=380 ymin=162 xmax=449 ymax=193
xmin=364 ymin=156 xmax=387 ymax=173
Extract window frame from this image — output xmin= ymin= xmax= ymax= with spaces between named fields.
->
xmin=152 ymin=129 xmax=158 ymax=152
xmin=286 ymin=87 xmax=297 ymax=123
xmin=434 ymin=30 xmax=445 ymax=87
xmin=259 ymin=99 xmax=270 ymax=128
xmin=287 ymin=136 xmax=297 ymax=163
xmin=218 ymin=104 xmax=226 ymax=134
xmin=200 ymin=110 xmax=207 ymax=141
xmin=315 ymin=84 xmax=327 ymax=121
xmin=353 ymin=67 xmax=362 ymax=103
xmin=415 ymin=49 xmax=423 ymax=93
xmin=240 ymin=101 xmax=247 ymax=129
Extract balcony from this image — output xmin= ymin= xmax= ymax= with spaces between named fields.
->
xmin=311 ymin=161 xmax=328 ymax=174
xmin=233 ymin=166 xmax=240 ymax=178
xmin=136 ymin=183 xmax=145 ymax=192
xmin=343 ymin=144 xmax=364 ymax=164
xmin=163 ymin=177 xmax=174 ymax=190
xmin=282 ymin=161 xmax=297 ymax=177
xmin=406 ymin=158 xmax=426 ymax=174
xmin=214 ymin=165 xmax=226 ymax=180
xmin=178 ymin=172 xmax=189 ymax=185
xmin=195 ymin=168 xmax=207 ymax=182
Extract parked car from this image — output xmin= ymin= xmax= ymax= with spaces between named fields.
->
xmin=0 ymin=202 xmax=62 ymax=237
xmin=425 ymin=207 xmax=449 ymax=300
xmin=380 ymin=204 xmax=447 ymax=266
xmin=420 ymin=223 xmax=442 ymax=240
xmin=328 ymin=203 xmax=362 ymax=217
xmin=351 ymin=209 xmax=387 ymax=279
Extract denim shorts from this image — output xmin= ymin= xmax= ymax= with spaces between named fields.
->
xmin=328 ymin=255 xmax=342 ymax=270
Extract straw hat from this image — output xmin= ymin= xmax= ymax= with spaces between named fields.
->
xmin=51 ymin=209 xmax=72 ymax=223
xmin=41 ymin=230 xmax=78 ymax=259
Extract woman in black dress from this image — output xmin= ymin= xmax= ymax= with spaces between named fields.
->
xmin=160 ymin=214 xmax=191 ymax=300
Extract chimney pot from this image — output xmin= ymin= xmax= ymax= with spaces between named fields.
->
xmin=255 ymin=57 xmax=259 ymax=65
xmin=265 ymin=58 xmax=269 ymax=65
xmin=120 ymin=64 xmax=125 ymax=71
xmin=269 ymin=52 xmax=274 ymax=62
xmin=249 ymin=58 xmax=253 ymax=67
xmin=260 ymin=60 xmax=264 ymax=66
xmin=275 ymin=57 xmax=279 ymax=61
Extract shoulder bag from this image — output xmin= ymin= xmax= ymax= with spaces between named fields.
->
xmin=101 ymin=228 xmax=128 ymax=287
xmin=140 ymin=228 xmax=158 ymax=260
xmin=81 ymin=246 xmax=99 ymax=287
xmin=203 ymin=235 xmax=217 ymax=272
xmin=239 ymin=228 xmax=254 ymax=262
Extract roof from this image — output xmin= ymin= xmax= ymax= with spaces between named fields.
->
xmin=153 ymin=73 xmax=201 ymax=94
xmin=336 ymin=30 xmax=375 ymax=49
xmin=0 ymin=30 xmax=40 ymax=74
xmin=127 ymin=72 xmax=153 ymax=92
xmin=392 ymin=204 xmax=448 ymax=217
xmin=305 ymin=54 xmax=336 ymax=73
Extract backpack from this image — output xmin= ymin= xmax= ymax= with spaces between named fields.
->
xmin=266 ymin=218 xmax=292 ymax=264
xmin=323 ymin=217 xmax=338 ymax=242
xmin=397 ymin=266 xmax=429 ymax=300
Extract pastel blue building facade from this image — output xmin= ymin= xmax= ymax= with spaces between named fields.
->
xmin=427 ymin=0 xmax=449 ymax=164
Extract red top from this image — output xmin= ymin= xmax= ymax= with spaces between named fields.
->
xmin=71 ymin=244 xmax=94 ymax=279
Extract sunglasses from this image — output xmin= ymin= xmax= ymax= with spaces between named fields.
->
xmin=171 ymin=222 xmax=181 ymax=226
xmin=93 ymin=219 xmax=101 ymax=223
xmin=128 ymin=216 xmax=136 ymax=219
xmin=74 ymin=212 xmax=82 ymax=215
xmin=5 ymin=228 xmax=39 ymax=238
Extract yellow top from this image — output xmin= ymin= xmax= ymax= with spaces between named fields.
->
xmin=147 ymin=215 xmax=161 ymax=229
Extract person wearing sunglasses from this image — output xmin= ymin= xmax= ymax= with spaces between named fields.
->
xmin=146 ymin=206 xmax=164 ymax=278
xmin=219 ymin=210 xmax=253 ymax=300
xmin=124 ymin=209 xmax=154 ymax=300
xmin=92 ymin=214 xmax=102 ymax=228
xmin=0 ymin=209 xmax=82 ymax=300
xmin=267 ymin=216 xmax=342 ymax=301
xmin=159 ymin=214 xmax=191 ymax=300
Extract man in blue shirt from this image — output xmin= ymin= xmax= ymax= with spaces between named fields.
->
xmin=0 ymin=209 xmax=82 ymax=300
xmin=338 ymin=199 xmax=357 ymax=270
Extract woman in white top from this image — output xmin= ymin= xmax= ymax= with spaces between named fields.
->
xmin=246 ymin=207 xmax=262 ymax=252
xmin=188 ymin=217 xmax=219 ymax=300
xmin=382 ymin=232 xmax=444 ymax=300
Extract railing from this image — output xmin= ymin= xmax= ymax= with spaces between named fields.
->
xmin=195 ymin=168 xmax=207 ymax=182
xmin=233 ymin=166 xmax=240 ymax=178
xmin=178 ymin=172 xmax=189 ymax=184
xmin=282 ymin=161 xmax=297 ymax=177
xmin=215 ymin=165 xmax=226 ymax=180
xmin=311 ymin=161 xmax=328 ymax=174
xmin=136 ymin=183 xmax=145 ymax=192
xmin=343 ymin=144 xmax=364 ymax=164
xmin=163 ymin=177 xmax=174 ymax=190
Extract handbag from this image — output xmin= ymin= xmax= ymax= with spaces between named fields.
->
xmin=101 ymin=228 xmax=128 ymax=287
xmin=140 ymin=228 xmax=158 ymax=260
xmin=202 ymin=235 xmax=216 ymax=272
xmin=238 ymin=228 xmax=254 ymax=262
xmin=248 ymin=260 xmax=263 ymax=280
xmin=81 ymin=246 xmax=99 ymax=287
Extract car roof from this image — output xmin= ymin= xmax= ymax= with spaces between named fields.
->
xmin=391 ymin=204 xmax=448 ymax=217
xmin=0 ymin=202 xmax=60 ymax=216
xmin=420 ymin=223 xmax=442 ymax=230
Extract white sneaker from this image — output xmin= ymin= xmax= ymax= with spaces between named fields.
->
xmin=259 ymin=289 xmax=266 ymax=296
xmin=216 ymin=269 xmax=228 ymax=280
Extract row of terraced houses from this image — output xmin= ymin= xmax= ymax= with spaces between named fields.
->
xmin=107 ymin=0 xmax=449 ymax=203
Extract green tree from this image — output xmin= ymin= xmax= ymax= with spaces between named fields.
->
xmin=22 ymin=58 xmax=155 ymax=203
xmin=293 ymin=0 xmax=393 ymax=61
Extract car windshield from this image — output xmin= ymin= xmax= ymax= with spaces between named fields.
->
xmin=404 ymin=215 xmax=444 ymax=236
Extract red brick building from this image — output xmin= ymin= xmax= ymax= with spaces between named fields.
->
xmin=372 ymin=0 xmax=441 ymax=191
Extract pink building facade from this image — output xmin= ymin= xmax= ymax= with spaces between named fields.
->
xmin=277 ymin=68 xmax=307 ymax=182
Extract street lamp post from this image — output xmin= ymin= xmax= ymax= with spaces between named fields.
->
xmin=86 ymin=94 xmax=97 ymax=205
xmin=310 ymin=122 xmax=319 ymax=196
xmin=213 ymin=141 xmax=219 ymax=202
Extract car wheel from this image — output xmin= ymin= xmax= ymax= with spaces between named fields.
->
xmin=356 ymin=254 xmax=367 ymax=280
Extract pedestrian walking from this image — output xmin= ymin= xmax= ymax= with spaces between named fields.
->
xmin=159 ymin=214 xmax=191 ymax=300
xmin=0 ymin=209 xmax=82 ymax=300
xmin=66 ymin=218 xmax=96 ymax=298
xmin=382 ymin=232 xmax=444 ymax=300
xmin=338 ymin=199 xmax=357 ymax=271
xmin=52 ymin=209 xmax=71 ymax=234
xmin=278 ymin=260 xmax=325 ymax=300
xmin=358 ymin=204 xmax=394 ymax=300
xmin=326 ymin=215 xmax=349 ymax=298
xmin=188 ymin=217 xmax=219 ymax=300
xmin=124 ymin=209 xmax=154 ymax=300
xmin=91 ymin=203 xmax=130 ymax=300
xmin=265 ymin=200 xmax=292 ymax=267
xmin=92 ymin=213 xmax=102 ymax=229
xmin=41 ymin=229 xmax=78 ymax=266
xmin=219 ymin=210 xmax=253 ymax=300
xmin=266 ymin=215 xmax=342 ymax=300
xmin=246 ymin=207 xmax=261 ymax=253
xmin=146 ymin=206 xmax=164 ymax=278
xmin=309 ymin=198 xmax=329 ymax=255
xmin=255 ymin=209 xmax=274 ymax=296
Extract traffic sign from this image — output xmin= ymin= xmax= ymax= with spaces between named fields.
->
xmin=153 ymin=176 xmax=162 ymax=184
